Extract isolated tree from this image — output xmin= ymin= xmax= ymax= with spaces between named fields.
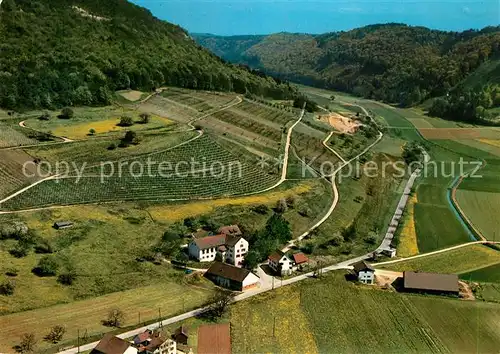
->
xmin=285 ymin=195 xmax=296 ymax=209
xmin=119 ymin=115 xmax=134 ymax=127
xmin=0 ymin=280 xmax=15 ymax=296
xmin=60 ymin=107 xmax=74 ymax=119
xmin=207 ymin=290 xmax=233 ymax=318
xmin=276 ymin=198 xmax=288 ymax=213
xmin=139 ymin=112 xmax=151 ymax=124
xmin=106 ymin=308 xmax=125 ymax=327
xmin=120 ymin=131 xmax=139 ymax=147
xmin=88 ymin=128 xmax=96 ymax=136
xmin=38 ymin=112 xmax=50 ymax=121
xmin=58 ymin=270 xmax=77 ymax=286
xmin=33 ymin=255 xmax=59 ymax=276
xmin=18 ymin=333 xmax=36 ymax=353
xmin=44 ymin=325 xmax=65 ymax=344
xmin=342 ymin=224 xmax=357 ymax=242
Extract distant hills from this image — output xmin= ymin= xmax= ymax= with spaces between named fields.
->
xmin=0 ymin=0 xmax=295 ymax=110
xmin=194 ymin=24 xmax=500 ymax=107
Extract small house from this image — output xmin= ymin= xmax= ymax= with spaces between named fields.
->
xmin=53 ymin=221 xmax=73 ymax=230
xmin=291 ymin=252 xmax=309 ymax=270
xmin=188 ymin=234 xmax=248 ymax=267
xmin=403 ymin=271 xmax=459 ymax=296
xmin=91 ymin=333 xmax=138 ymax=354
xmin=205 ymin=261 xmax=259 ymax=291
xmin=198 ymin=323 xmax=231 ymax=354
xmin=268 ymin=250 xmax=293 ymax=276
xmin=137 ymin=335 xmax=176 ymax=354
xmin=173 ymin=325 xmax=189 ymax=345
xmin=352 ymin=260 xmax=375 ymax=284
xmin=382 ymin=248 xmax=397 ymax=258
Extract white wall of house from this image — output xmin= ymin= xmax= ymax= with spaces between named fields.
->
xmin=226 ymin=238 xmax=249 ymax=267
xmin=155 ymin=339 xmax=176 ymax=354
xmin=188 ymin=242 xmax=218 ymax=262
xmin=242 ymin=272 xmax=260 ymax=290
xmin=124 ymin=347 xmax=138 ymax=354
xmin=269 ymin=255 xmax=293 ymax=275
xmin=358 ymin=270 xmax=375 ymax=284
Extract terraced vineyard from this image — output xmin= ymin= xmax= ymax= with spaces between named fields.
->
xmin=0 ymin=122 xmax=39 ymax=148
xmin=0 ymin=150 xmax=43 ymax=198
xmin=1 ymin=135 xmax=280 ymax=210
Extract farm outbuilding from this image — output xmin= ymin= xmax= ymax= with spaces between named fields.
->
xmin=53 ymin=221 xmax=73 ymax=229
xmin=205 ymin=261 xmax=259 ymax=291
xmin=198 ymin=323 xmax=231 ymax=354
xmin=403 ymin=271 xmax=459 ymax=296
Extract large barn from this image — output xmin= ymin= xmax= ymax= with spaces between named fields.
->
xmin=403 ymin=271 xmax=459 ymax=296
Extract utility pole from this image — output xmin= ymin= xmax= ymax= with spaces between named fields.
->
xmin=77 ymin=329 xmax=80 ymax=353
xmin=273 ymin=316 xmax=276 ymax=338
xmin=138 ymin=312 xmax=141 ymax=325
xmin=159 ymin=308 xmax=162 ymax=328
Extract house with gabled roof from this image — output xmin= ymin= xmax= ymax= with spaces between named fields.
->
xmin=352 ymin=260 xmax=375 ymax=284
xmin=205 ymin=261 xmax=259 ymax=291
xmin=268 ymin=250 xmax=293 ymax=276
xmin=90 ymin=333 xmax=137 ymax=354
xmin=188 ymin=230 xmax=248 ymax=267
xmin=218 ymin=225 xmax=242 ymax=237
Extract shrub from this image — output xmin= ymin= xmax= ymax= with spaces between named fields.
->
xmin=104 ymin=308 xmax=125 ymax=327
xmin=275 ymin=198 xmax=288 ymax=213
xmin=17 ymin=333 xmax=36 ymax=353
xmin=285 ymin=196 xmax=296 ymax=209
xmin=107 ymin=143 xmax=117 ymax=150
xmin=33 ymin=255 xmax=59 ymax=277
xmin=44 ymin=325 xmax=65 ymax=344
xmin=59 ymin=107 xmax=74 ymax=119
xmin=139 ymin=113 xmax=151 ymax=124
xmin=298 ymin=206 xmax=312 ymax=217
xmin=38 ymin=112 xmax=50 ymax=121
xmin=120 ymin=131 xmax=139 ymax=147
xmin=253 ymin=204 xmax=269 ymax=215
xmin=5 ymin=268 xmax=18 ymax=277
xmin=0 ymin=281 xmax=15 ymax=296
xmin=88 ymin=128 xmax=96 ymax=136
xmin=118 ymin=115 xmax=134 ymax=127
xmin=58 ymin=272 xmax=77 ymax=286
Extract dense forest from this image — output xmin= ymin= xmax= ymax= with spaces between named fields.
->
xmin=0 ymin=0 xmax=296 ymax=110
xmin=194 ymin=24 xmax=500 ymax=109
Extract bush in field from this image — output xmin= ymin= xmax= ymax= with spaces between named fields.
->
xmin=275 ymin=198 xmax=288 ymax=213
xmin=44 ymin=325 xmax=65 ymax=344
xmin=59 ymin=107 xmax=74 ymax=119
xmin=5 ymin=268 xmax=18 ymax=277
xmin=0 ymin=281 xmax=15 ymax=296
xmin=107 ymin=143 xmax=117 ymax=150
xmin=298 ymin=206 xmax=312 ymax=217
xmin=88 ymin=128 xmax=96 ymax=136
xmin=58 ymin=272 xmax=77 ymax=286
xmin=253 ymin=204 xmax=269 ymax=215
xmin=33 ymin=255 xmax=59 ymax=277
xmin=285 ymin=195 xmax=296 ymax=209
xmin=119 ymin=131 xmax=139 ymax=147
xmin=38 ymin=112 xmax=50 ymax=121
xmin=118 ymin=115 xmax=134 ymax=127
xmin=139 ymin=113 xmax=151 ymax=124
xmin=104 ymin=308 xmax=125 ymax=327
xmin=17 ymin=333 xmax=36 ymax=353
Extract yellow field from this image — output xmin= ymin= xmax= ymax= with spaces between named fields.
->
xmin=397 ymin=195 xmax=419 ymax=257
xmin=231 ymin=286 xmax=318 ymax=354
xmin=52 ymin=115 xmax=173 ymax=139
xmin=148 ymin=182 xmax=314 ymax=222
xmin=478 ymin=139 xmax=500 ymax=148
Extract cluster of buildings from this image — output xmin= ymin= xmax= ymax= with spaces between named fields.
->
xmin=90 ymin=323 xmax=230 ymax=354
xmin=351 ymin=260 xmax=460 ymax=296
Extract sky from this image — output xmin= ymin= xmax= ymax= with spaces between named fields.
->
xmin=130 ymin=0 xmax=499 ymax=35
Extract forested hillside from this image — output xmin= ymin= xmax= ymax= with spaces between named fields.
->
xmin=0 ymin=0 xmax=295 ymax=110
xmin=194 ymin=24 xmax=500 ymax=107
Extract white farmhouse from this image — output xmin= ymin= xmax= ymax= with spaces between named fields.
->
xmin=352 ymin=260 xmax=375 ymax=284
xmin=205 ymin=261 xmax=260 ymax=291
xmin=268 ymin=250 xmax=293 ymax=276
xmin=188 ymin=233 xmax=249 ymax=267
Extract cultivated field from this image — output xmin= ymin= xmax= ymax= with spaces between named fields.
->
xmin=378 ymin=244 xmax=500 ymax=274
xmin=0 ymin=150 xmax=44 ymax=199
xmin=456 ymin=189 xmax=500 ymax=241
xmin=0 ymin=122 xmax=41 ymax=148
xmin=232 ymin=271 xmax=500 ymax=353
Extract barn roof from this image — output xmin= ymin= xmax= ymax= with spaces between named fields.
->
xmin=292 ymin=253 xmax=309 ymax=264
xmin=90 ymin=333 xmax=130 ymax=354
xmin=205 ymin=262 xmax=254 ymax=283
xmin=403 ymin=271 xmax=459 ymax=293
xmin=198 ymin=323 xmax=231 ymax=354
xmin=268 ymin=250 xmax=286 ymax=263
xmin=352 ymin=261 xmax=375 ymax=274
xmin=218 ymin=225 xmax=242 ymax=236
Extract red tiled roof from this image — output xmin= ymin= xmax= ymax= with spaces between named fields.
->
xmin=218 ymin=225 xmax=242 ymax=236
xmin=268 ymin=250 xmax=285 ymax=263
xmin=292 ymin=253 xmax=308 ymax=264
xmin=91 ymin=333 xmax=130 ymax=354
xmin=194 ymin=234 xmax=226 ymax=250
xmin=198 ymin=323 xmax=231 ymax=354
xmin=134 ymin=330 xmax=151 ymax=345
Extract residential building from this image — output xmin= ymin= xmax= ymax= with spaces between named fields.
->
xmin=268 ymin=250 xmax=293 ymax=276
xmin=198 ymin=323 xmax=231 ymax=354
xmin=382 ymin=248 xmax=397 ymax=258
xmin=173 ymin=325 xmax=189 ymax=345
xmin=134 ymin=331 xmax=176 ymax=354
xmin=352 ymin=260 xmax=375 ymax=284
xmin=188 ymin=233 xmax=248 ymax=267
xmin=205 ymin=261 xmax=260 ymax=291
xmin=90 ymin=333 xmax=138 ymax=354
xmin=403 ymin=271 xmax=459 ymax=296
xmin=291 ymin=252 xmax=309 ymax=270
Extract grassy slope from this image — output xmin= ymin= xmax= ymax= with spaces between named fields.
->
xmin=456 ymin=190 xmax=500 ymax=241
